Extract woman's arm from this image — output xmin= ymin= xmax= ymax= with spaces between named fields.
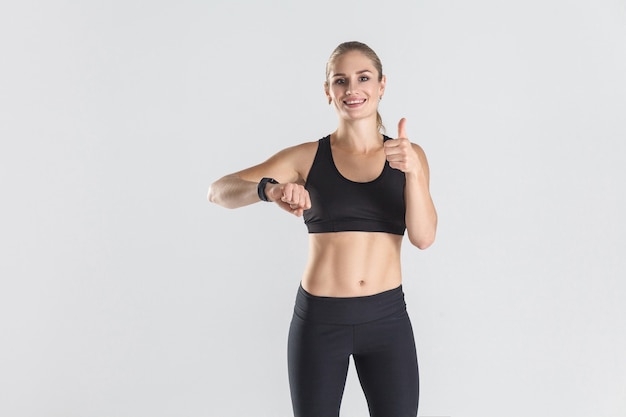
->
xmin=403 ymin=144 xmax=437 ymax=249
xmin=207 ymin=142 xmax=315 ymax=216
xmin=384 ymin=118 xmax=437 ymax=249
xmin=207 ymin=173 xmax=260 ymax=209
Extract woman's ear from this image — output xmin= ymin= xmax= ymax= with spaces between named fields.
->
xmin=379 ymin=75 xmax=386 ymax=98
xmin=324 ymin=81 xmax=331 ymax=104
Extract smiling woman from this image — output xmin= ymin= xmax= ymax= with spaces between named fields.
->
xmin=325 ymin=42 xmax=387 ymax=133
xmin=208 ymin=40 xmax=437 ymax=417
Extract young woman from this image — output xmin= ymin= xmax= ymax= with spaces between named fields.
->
xmin=208 ymin=41 xmax=437 ymax=417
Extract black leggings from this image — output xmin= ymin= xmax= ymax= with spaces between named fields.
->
xmin=287 ymin=284 xmax=419 ymax=417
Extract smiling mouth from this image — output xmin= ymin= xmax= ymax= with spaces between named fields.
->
xmin=343 ymin=99 xmax=366 ymax=106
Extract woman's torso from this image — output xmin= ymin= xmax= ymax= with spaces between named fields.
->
xmin=297 ymin=134 xmax=405 ymax=297
xmin=301 ymin=232 xmax=403 ymax=297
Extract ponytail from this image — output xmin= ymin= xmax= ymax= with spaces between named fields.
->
xmin=376 ymin=111 xmax=385 ymax=134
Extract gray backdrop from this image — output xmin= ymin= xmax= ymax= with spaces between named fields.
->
xmin=1 ymin=1 xmax=625 ymax=416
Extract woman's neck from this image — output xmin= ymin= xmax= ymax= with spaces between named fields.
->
xmin=332 ymin=118 xmax=383 ymax=154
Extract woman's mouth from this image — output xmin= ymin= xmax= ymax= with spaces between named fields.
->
xmin=343 ymin=98 xmax=366 ymax=108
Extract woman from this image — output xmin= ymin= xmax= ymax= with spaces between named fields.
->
xmin=208 ymin=41 xmax=437 ymax=417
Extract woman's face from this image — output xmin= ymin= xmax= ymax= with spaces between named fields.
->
xmin=325 ymin=50 xmax=386 ymax=123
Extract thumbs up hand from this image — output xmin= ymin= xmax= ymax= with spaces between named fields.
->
xmin=383 ymin=118 xmax=422 ymax=174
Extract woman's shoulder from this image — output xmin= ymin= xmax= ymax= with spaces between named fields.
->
xmin=275 ymin=137 xmax=322 ymax=160
xmin=274 ymin=138 xmax=325 ymax=182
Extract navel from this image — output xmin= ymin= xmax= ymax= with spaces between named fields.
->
xmin=358 ymin=280 xmax=366 ymax=287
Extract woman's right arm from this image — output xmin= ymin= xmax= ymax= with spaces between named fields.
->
xmin=207 ymin=173 xmax=260 ymax=209
xmin=207 ymin=142 xmax=315 ymax=216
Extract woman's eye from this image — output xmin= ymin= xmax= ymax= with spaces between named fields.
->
xmin=335 ymin=79 xmax=345 ymax=85
xmin=359 ymin=76 xmax=370 ymax=82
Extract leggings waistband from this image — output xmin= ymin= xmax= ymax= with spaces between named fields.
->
xmin=293 ymin=284 xmax=407 ymax=325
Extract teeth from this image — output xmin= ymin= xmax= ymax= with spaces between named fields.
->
xmin=345 ymin=99 xmax=365 ymax=104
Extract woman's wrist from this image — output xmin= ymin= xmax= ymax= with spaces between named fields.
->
xmin=257 ymin=177 xmax=279 ymax=202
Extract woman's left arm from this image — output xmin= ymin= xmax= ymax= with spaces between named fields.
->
xmin=403 ymin=143 xmax=437 ymax=249
xmin=384 ymin=118 xmax=438 ymax=249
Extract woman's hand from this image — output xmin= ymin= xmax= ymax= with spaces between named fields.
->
xmin=383 ymin=118 xmax=423 ymax=175
xmin=266 ymin=182 xmax=312 ymax=217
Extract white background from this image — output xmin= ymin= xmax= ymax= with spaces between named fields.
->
xmin=1 ymin=1 xmax=625 ymax=416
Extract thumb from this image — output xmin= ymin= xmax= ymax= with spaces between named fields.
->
xmin=398 ymin=117 xmax=407 ymax=139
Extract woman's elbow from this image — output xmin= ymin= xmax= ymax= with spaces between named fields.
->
xmin=207 ymin=182 xmax=218 ymax=204
xmin=207 ymin=178 xmax=247 ymax=209
xmin=408 ymin=231 xmax=436 ymax=250
xmin=207 ymin=182 xmax=231 ymax=207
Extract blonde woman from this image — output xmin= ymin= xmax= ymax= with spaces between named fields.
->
xmin=208 ymin=41 xmax=437 ymax=417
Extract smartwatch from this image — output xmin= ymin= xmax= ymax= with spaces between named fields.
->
xmin=257 ymin=177 xmax=279 ymax=202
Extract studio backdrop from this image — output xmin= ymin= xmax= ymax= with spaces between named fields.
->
xmin=1 ymin=1 xmax=625 ymax=416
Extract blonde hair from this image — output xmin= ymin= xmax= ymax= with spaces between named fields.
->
xmin=325 ymin=41 xmax=385 ymax=133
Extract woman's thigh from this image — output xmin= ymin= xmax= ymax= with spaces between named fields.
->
xmin=287 ymin=314 xmax=352 ymax=417
xmin=352 ymin=310 xmax=419 ymax=417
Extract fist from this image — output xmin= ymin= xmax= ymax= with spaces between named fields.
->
xmin=383 ymin=118 xmax=422 ymax=174
xmin=266 ymin=182 xmax=311 ymax=217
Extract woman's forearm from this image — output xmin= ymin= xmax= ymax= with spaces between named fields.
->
xmin=207 ymin=174 xmax=260 ymax=209
xmin=404 ymin=172 xmax=437 ymax=249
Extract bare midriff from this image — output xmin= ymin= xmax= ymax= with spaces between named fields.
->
xmin=301 ymin=232 xmax=403 ymax=297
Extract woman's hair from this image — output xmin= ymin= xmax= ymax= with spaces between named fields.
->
xmin=325 ymin=41 xmax=385 ymax=133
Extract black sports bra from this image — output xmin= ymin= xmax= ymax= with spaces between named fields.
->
xmin=303 ymin=135 xmax=406 ymax=235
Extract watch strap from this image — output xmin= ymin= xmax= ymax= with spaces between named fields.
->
xmin=257 ymin=177 xmax=279 ymax=202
